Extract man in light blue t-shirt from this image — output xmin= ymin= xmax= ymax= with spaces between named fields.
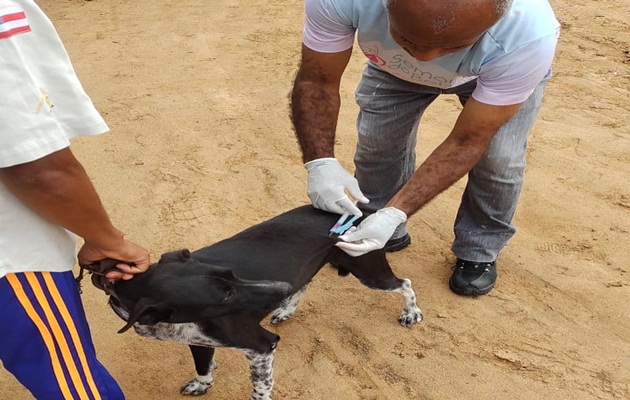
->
xmin=291 ymin=0 xmax=559 ymax=296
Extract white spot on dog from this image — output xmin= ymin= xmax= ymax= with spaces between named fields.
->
xmin=390 ymin=278 xmax=423 ymax=327
xmin=180 ymin=360 xmax=217 ymax=396
xmin=271 ymin=284 xmax=309 ymax=324
xmin=243 ymin=349 xmax=275 ymax=400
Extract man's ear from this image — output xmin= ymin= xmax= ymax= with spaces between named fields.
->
xmin=117 ymin=297 xmax=176 ymax=334
xmin=158 ymin=249 xmax=192 ymax=264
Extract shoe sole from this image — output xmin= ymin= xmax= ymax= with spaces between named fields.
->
xmin=384 ymin=234 xmax=411 ymax=253
xmin=448 ymin=279 xmax=495 ymax=296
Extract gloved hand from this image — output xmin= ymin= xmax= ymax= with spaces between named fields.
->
xmin=304 ymin=157 xmax=369 ymax=216
xmin=335 ymin=207 xmax=407 ymax=257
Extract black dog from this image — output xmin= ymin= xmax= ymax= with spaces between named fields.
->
xmin=86 ymin=205 xmax=423 ymax=400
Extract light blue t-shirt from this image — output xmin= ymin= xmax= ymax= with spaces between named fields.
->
xmin=303 ymin=0 xmax=560 ymax=106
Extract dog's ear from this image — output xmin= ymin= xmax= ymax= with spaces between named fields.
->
xmin=158 ymin=249 xmax=192 ymax=264
xmin=117 ymin=297 xmax=176 ymax=334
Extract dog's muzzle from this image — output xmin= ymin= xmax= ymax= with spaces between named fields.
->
xmin=76 ymin=258 xmax=127 ymax=297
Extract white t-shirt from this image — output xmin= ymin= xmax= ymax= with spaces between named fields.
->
xmin=303 ymin=0 xmax=560 ymax=106
xmin=0 ymin=0 xmax=109 ymax=277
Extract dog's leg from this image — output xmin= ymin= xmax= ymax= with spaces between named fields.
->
xmin=180 ymin=345 xmax=217 ymax=396
xmin=392 ymin=278 xmax=423 ymax=327
xmin=203 ymin=317 xmax=279 ymax=400
xmin=131 ymin=322 xmax=224 ymax=396
xmin=331 ymin=249 xmax=423 ymax=327
xmin=243 ymin=349 xmax=275 ymax=400
xmin=360 ymin=276 xmax=423 ymax=327
xmin=270 ymin=284 xmax=309 ymax=324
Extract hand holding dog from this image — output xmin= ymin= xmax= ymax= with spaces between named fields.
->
xmin=305 ymin=158 xmax=369 ymax=216
xmin=336 ymin=207 xmax=407 ymax=257
xmin=78 ymin=235 xmax=150 ymax=281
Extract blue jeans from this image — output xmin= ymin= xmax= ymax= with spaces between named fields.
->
xmin=354 ymin=64 xmax=550 ymax=263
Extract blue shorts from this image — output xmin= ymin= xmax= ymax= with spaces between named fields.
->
xmin=0 ymin=271 xmax=124 ymax=400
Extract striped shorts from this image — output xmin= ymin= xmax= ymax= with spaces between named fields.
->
xmin=0 ymin=271 xmax=124 ymax=400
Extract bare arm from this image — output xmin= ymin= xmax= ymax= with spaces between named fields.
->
xmin=387 ymin=98 xmax=522 ymax=215
xmin=0 ymin=147 xmax=150 ymax=278
xmin=290 ymin=45 xmax=353 ymax=162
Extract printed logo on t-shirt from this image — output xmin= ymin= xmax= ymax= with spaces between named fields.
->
xmin=0 ymin=4 xmax=31 ymax=39
xmin=362 ymin=45 xmax=387 ymax=67
xmin=360 ymin=41 xmax=477 ymax=89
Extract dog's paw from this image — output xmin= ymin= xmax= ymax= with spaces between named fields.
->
xmin=398 ymin=307 xmax=423 ymax=327
xmin=180 ymin=379 xmax=213 ymax=396
xmin=270 ymin=311 xmax=293 ymax=325
xmin=270 ymin=305 xmax=298 ymax=324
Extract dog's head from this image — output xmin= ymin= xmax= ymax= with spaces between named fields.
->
xmin=87 ymin=249 xmax=292 ymax=333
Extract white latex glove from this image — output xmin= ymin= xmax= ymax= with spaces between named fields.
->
xmin=336 ymin=207 xmax=407 ymax=257
xmin=304 ymin=157 xmax=369 ymax=216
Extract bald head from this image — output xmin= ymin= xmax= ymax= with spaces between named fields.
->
xmin=387 ymin=0 xmax=513 ymax=60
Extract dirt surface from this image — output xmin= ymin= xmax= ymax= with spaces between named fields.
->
xmin=2 ymin=0 xmax=629 ymax=399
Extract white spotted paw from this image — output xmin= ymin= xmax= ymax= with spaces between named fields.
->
xmin=180 ymin=379 xmax=213 ymax=396
xmin=270 ymin=309 xmax=294 ymax=324
xmin=398 ymin=308 xmax=423 ymax=327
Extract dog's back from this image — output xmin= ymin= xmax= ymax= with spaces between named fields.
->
xmin=192 ymin=205 xmax=341 ymax=288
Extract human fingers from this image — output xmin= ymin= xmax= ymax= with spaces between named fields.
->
xmin=110 ymin=240 xmax=150 ymax=274
xmin=345 ymin=181 xmax=370 ymax=205
xmin=335 ymin=240 xmax=375 ymax=257
xmin=114 ymin=259 xmax=148 ymax=276
xmin=105 ymin=270 xmax=126 ymax=282
xmin=335 ymin=196 xmax=363 ymax=216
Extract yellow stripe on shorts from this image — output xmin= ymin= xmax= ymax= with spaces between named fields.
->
xmin=5 ymin=273 xmax=75 ymax=400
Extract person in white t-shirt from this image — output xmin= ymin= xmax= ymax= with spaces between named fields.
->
xmin=0 ymin=1 xmax=150 ymax=398
xmin=291 ymin=0 xmax=559 ymax=296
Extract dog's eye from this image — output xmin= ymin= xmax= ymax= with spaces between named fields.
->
xmin=223 ymin=291 xmax=233 ymax=301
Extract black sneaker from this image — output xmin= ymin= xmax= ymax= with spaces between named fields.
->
xmin=449 ymin=259 xmax=497 ymax=296
xmin=383 ymin=233 xmax=411 ymax=252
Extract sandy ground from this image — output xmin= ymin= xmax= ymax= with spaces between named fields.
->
xmin=2 ymin=0 xmax=629 ymax=399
